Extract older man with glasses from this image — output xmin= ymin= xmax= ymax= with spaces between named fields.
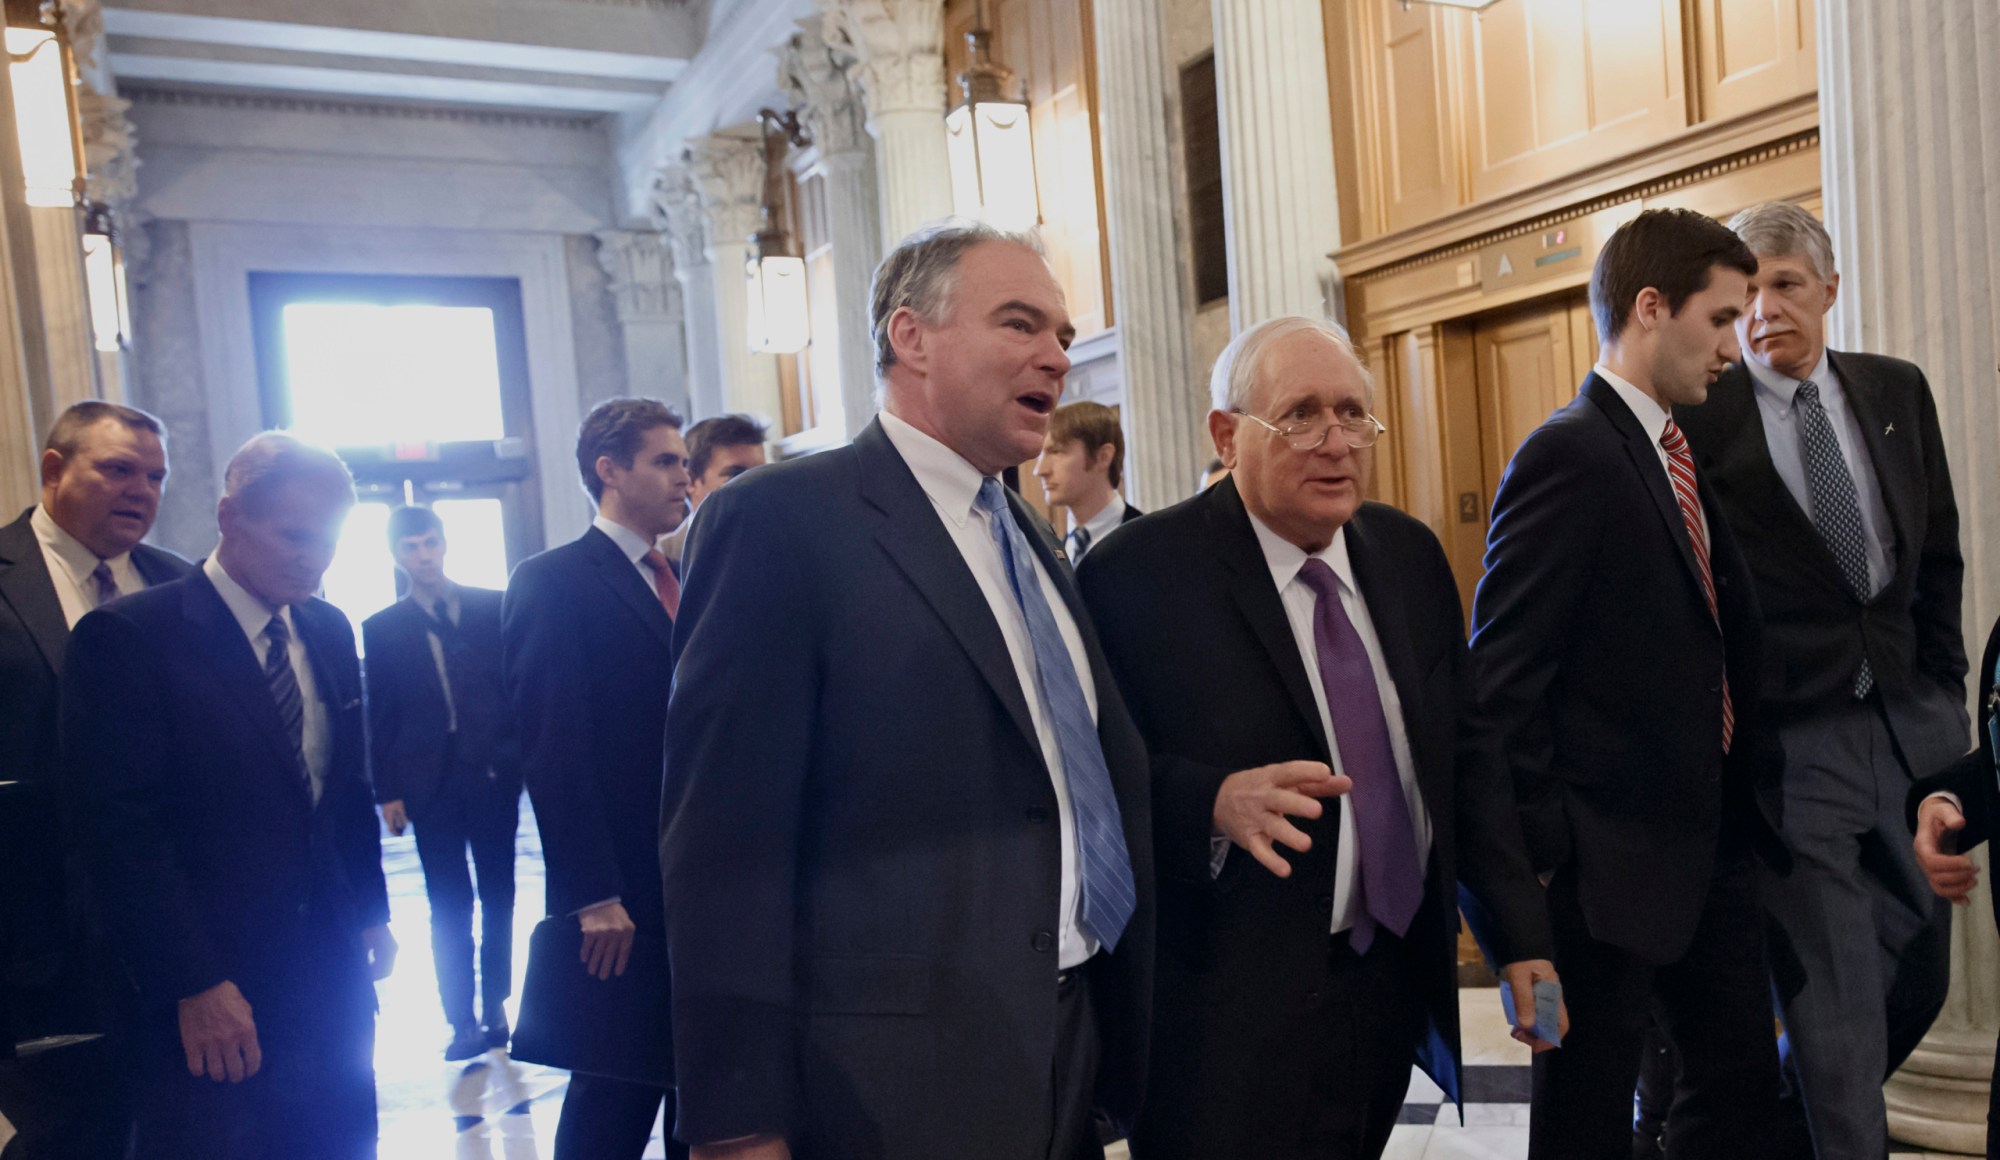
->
xmin=1078 ymin=315 xmax=1561 ymax=1160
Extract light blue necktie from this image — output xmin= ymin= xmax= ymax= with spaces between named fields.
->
xmin=975 ymin=477 xmax=1136 ymax=951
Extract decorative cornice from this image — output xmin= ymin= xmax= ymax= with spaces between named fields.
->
xmin=121 ymin=86 xmax=607 ymax=132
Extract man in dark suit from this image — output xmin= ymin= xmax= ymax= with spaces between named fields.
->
xmin=61 ymin=432 xmax=395 ymax=1160
xmin=1035 ymin=400 xmax=1141 ymax=562
xmin=1675 ymin=202 xmax=1967 ymax=1160
xmin=0 ymin=402 xmax=190 ymax=1159
xmin=363 ymin=504 xmax=520 ymax=1061
xmin=1472 ymin=209 xmax=1787 ymax=1160
xmin=502 ymin=397 xmax=691 ymax=1160
xmin=1078 ymin=316 xmax=1559 ymax=1160
xmin=662 ymin=221 xmax=1154 ymax=1160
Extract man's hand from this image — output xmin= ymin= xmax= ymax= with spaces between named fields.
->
xmin=178 ymin=980 xmax=260 ymax=1082
xmin=380 ymin=800 xmax=409 ymax=835
xmin=362 ymin=924 xmax=398 ymax=981
xmin=579 ymin=901 xmax=637 ymax=980
xmin=1915 ymin=796 xmax=1978 ymax=904
xmin=1212 ymin=761 xmax=1350 ymax=877
xmin=1499 ymin=959 xmax=1568 ymax=1053
xmin=692 ymin=1137 xmax=791 ymax=1160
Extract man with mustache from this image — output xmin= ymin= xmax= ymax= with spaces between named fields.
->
xmin=1675 ymin=201 xmax=1966 ymax=1160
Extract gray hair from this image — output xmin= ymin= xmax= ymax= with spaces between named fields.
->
xmin=1727 ymin=201 xmax=1836 ymax=282
xmin=1208 ymin=316 xmax=1375 ymax=414
xmin=223 ymin=431 xmax=355 ymax=515
xmin=870 ymin=217 xmax=1045 ymax=376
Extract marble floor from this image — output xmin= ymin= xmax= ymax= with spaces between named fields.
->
xmin=369 ymin=808 xmax=1973 ymax=1160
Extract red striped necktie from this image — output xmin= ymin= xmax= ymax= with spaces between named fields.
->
xmin=1660 ymin=419 xmax=1733 ymax=753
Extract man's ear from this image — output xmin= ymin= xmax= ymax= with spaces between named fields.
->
xmin=1207 ymin=410 xmax=1239 ymax=470
xmin=595 ymin=455 xmax=618 ymax=494
xmin=887 ymin=306 xmax=929 ymax=376
xmin=1632 ymin=286 xmax=1665 ymax=333
xmin=1090 ymin=441 xmax=1117 ymax=478
xmin=38 ymin=448 xmax=64 ymax=489
xmin=1821 ymin=270 xmax=1840 ymax=315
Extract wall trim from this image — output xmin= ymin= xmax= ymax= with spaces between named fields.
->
xmin=124 ymin=85 xmax=607 ymax=131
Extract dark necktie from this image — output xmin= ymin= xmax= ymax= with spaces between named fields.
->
xmin=1067 ymin=524 xmax=1092 ymax=561
xmin=421 ymin=605 xmax=466 ymax=733
xmin=642 ymin=549 xmax=681 ymax=620
xmin=1660 ymin=420 xmax=1736 ymax=752
xmin=975 ymin=478 xmax=1136 ymax=951
xmin=263 ymin=614 xmax=309 ymax=792
xmin=90 ymin=561 xmax=117 ymax=608
xmin=1296 ymin=558 xmax=1423 ymax=954
xmin=1794 ymin=381 xmax=1875 ymax=697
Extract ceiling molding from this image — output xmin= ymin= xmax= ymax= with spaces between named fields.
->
xmin=123 ymin=84 xmax=608 ymax=131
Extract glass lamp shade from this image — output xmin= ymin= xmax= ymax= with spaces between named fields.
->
xmin=945 ymin=99 xmax=1040 ymax=233
xmin=81 ymin=232 xmax=125 ymax=352
xmin=6 ymin=28 xmax=75 ymax=208
xmin=745 ymin=253 xmax=810 ymax=354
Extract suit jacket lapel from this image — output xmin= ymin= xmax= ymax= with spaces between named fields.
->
xmin=1204 ymin=481 xmax=1334 ymax=763
xmin=1583 ymin=377 xmax=1715 ymax=632
xmin=1828 ymin=350 xmax=1913 ymax=567
xmin=0 ymin=513 xmax=70 ymax=676
xmin=855 ymin=421 xmax=1043 ymax=760
xmin=584 ymin=527 xmax=676 ymax=649
xmin=181 ymin=571 xmax=312 ymax=808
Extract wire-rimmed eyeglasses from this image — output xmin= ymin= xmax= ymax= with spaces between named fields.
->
xmin=1232 ymin=408 xmax=1388 ymax=452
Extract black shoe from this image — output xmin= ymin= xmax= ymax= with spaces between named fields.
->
xmin=445 ymin=1024 xmax=488 ymax=1061
xmin=484 ymin=1012 xmax=510 ymax=1050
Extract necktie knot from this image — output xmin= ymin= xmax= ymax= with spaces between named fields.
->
xmin=90 ymin=560 xmax=117 ymax=608
xmin=264 ymin=613 xmax=291 ymax=647
xmin=641 ymin=548 xmax=672 ymax=577
xmin=1659 ymin=418 xmax=1690 ymax=457
xmin=1795 ymin=380 xmax=1820 ymax=406
xmin=1296 ymin=556 xmax=1341 ymax=600
xmin=974 ymin=476 xmax=1008 ymax=517
xmin=1067 ymin=524 xmax=1092 ymax=559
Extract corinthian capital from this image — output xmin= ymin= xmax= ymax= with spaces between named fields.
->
xmin=820 ymin=0 xmax=945 ymax=123
xmin=684 ymin=134 xmax=767 ymax=257
xmin=650 ymin=164 xmax=709 ymax=271
xmin=594 ymin=230 xmax=681 ymax=324
xmin=779 ymin=14 xmax=870 ymax=157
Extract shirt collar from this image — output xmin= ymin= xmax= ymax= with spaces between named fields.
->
xmin=879 ymin=409 xmax=991 ymax=528
xmin=410 ymin=582 xmax=459 ymax=621
xmin=203 ymin=553 xmax=293 ymax=645
xmin=1077 ymin=495 xmax=1128 ymax=544
xmin=1245 ymin=509 xmax=1354 ymax=599
xmin=1593 ymin=364 xmax=1672 ymax=446
xmin=1744 ymin=350 xmax=1835 ymax=408
xmin=591 ymin=513 xmax=657 ymax=564
xmin=30 ymin=504 xmax=125 ymax=587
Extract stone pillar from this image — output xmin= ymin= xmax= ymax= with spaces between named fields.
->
xmin=686 ymin=135 xmax=784 ymax=425
xmin=1092 ymin=0 xmax=1203 ymax=510
xmin=781 ymin=14 xmax=884 ymax=440
xmin=1210 ymin=0 xmax=1343 ymax=333
xmin=653 ymin=165 xmax=725 ymax=423
xmin=26 ymin=207 xmax=101 ymax=413
xmin=594 ymin=229 xmax=689 ymax=417
xmin=822 ymin=0 xmax=952 ymax=248
xmin=1818 ymin=2 xmax=2000 ymax=1152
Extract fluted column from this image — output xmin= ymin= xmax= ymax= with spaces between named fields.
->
xmin=686 ymin=134 xmax=783 ymax=425
xmin=653 ymin=165 xmax=725 ymax=422
xmin=1819 ymin=2 xmax=2000 ymax=1152
xmin=1093 ymin=0 xmax=1202 ymax=509
xmin=594 ymin=230 xmax=688 ymax=417
xmin=822 ymin=0 xmax=951 ymax=247
xmin=781 ymin=14 xmax=884 ymax=439
xmin=1211 ymin=0 xmax=1343 ymax=332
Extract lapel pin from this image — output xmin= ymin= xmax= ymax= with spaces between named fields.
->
xmin=1884 ymin=423 xmax=1895 ymax=436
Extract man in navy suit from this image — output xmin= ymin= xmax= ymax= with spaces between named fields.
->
xmin=1471 ymin=209 xmax=1787 ymax=1160
xmin=502 ymin=397 xmax=691 ymax=1160
xmin=364 ymin=504 xmax=520 ymax=1061
xmin=663 ymin=221 xmax=1153 ymax=1160
xmin=61 ymin=432 xmax=396 ymax=1160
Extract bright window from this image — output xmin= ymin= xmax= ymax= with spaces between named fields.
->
xmin=281 ymin=303 xmax=506 ymax=449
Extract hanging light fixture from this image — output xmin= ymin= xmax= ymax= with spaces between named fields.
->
xmin=945 ymin=1 xmax=1039 ymax=233
xmin=743 ymin=109 xmax=811 ymax=355
xmin=5 ymin=0 xmax=82 ymax=208
xmin=80 ymin=202 xmax=128 ymax=352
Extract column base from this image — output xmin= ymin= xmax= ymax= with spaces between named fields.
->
xmin=1886 ymin=1027 xmax=1990 ymax=1155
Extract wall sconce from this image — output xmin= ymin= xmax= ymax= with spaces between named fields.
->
xmin=744 ymin=109 xmax=810 ymax=355
xmin=5 ymin=0 xmax=81 ymax=208
xmin=945 ymin=1 xmax=1039 ymax=233
xmin=81 ymin=202 xmax=127 ymax=351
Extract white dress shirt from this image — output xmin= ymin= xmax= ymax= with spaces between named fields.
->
xmin=31 ymin=504 xmax=144 ymax=628
xmin=204 ymin=555 xmax=330 ymax=803
xmin=592 ymin=513 xmax=663 ymax=591
xmin=1595 ymin=364 xmax=1709 ymax=544
xmin=1068 ymin=495 xmax=1128 ymax=561
xmin=881 ymin=409 xmax=1099 ymax=969
xmin=1745 ymin=352 xmax=1895 ymax=596
xmin=1220 ymin=514 xmax=1432 ymax=934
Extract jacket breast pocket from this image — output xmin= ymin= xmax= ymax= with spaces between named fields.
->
xmin=800 ymin=954 xmax=932 ymax=1015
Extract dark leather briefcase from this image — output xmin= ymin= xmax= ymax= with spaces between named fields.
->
xmin=510 ymin=916 xmax=673 ymax=1088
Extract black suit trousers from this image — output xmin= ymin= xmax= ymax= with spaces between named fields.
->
xmin=410 ymin=754 xmax=519 ymax=1028
xmin=556 ymin=1075 xmax=680 ymax=1160
xmin=1529 ymin=844 xmax=1781 ymax=1160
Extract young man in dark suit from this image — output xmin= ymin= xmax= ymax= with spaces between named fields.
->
xmin=1034 ymin=400 xmax=1141 ymax=563
xmin=502 ymin=397 xmax=691 ymax=1160
xmin=1078 ymin=316 xmax=1560 ymax=1160
xmin=1471 ymin=208 xmax=1787 ymax=1160
xmin=364 ymin=504 xmax=520 ymax=1061
xmin=61 ymin=433 xmax=396 ymax=1160
xmin=663 ymin=222 xmax=1153 ymax=1160
xmin=1676 ymin=202 xmax=1967 ymax=1160
xmin=0 ymin=402 xmax=190 ymax=1159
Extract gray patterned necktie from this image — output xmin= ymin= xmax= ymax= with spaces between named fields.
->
xmin=1795 ymin=381 xmax=1874 ymax=697
xmin=263 ymin=615 xmax=310 ymax=789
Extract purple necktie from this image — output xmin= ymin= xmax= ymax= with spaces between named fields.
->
xmin=1297 ymin=558 xmax=1423 ymax=954
xmin=90 ymin=561 xmax=118 ymax=608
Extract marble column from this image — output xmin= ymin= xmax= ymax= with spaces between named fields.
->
xmin=593 ymin=229 xmax=689 ymax=417
xmin=686 ymin=135 xmax=784 ymax=425
xmin=1092 ymin=0 xmax=1203 ymax=510
xmin=1819 ymin=1 xmax=2000 ymax=1152
xmin=781 ymin=14 xmax=883 ymax=440
xmin=821 ymin=0 xmax=952 ymax=248
xmin=652 ymin=165 xmax=725 ymax=423
xmin=1210 ymin=0 xmax=1343 ymax=333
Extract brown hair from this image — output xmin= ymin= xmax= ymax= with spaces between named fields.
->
xmin=43 ymin=401 xmax=165 ymax=459
xmin=575 ymin=397 xmax=684 ymax=503
xmin=1046 ymin=400 xmax=1125 ymax=489
xmin=1589 ymin=208 xmax=1758 ymax=345
xmin=684 ymin=413 xmax=769 ymax=480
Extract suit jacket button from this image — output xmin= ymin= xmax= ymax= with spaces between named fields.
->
xmin=1315 ymin=894 xmax=1333 ymax=914
xmin=1709 ymin=682 xmax=1721 ymax=694
xmin=1305 ymin=990 xmax=1323 ymax=1009
xmin=1026 ymin=806 xmax=1049 ymax=823
xmin=1032 ymin=930 xmax=1055 ymax=953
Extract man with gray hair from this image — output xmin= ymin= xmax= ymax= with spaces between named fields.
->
xmin=1676 ymin=201 xmax=1966 ymax=1160
xmin=61 ymin=431 xmax=395 ymax=1160
xmin=663 ymin=219 xmax=1153 ymax=1159
xmin=1079 ymin=315 xmax=1561 ymax=1158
